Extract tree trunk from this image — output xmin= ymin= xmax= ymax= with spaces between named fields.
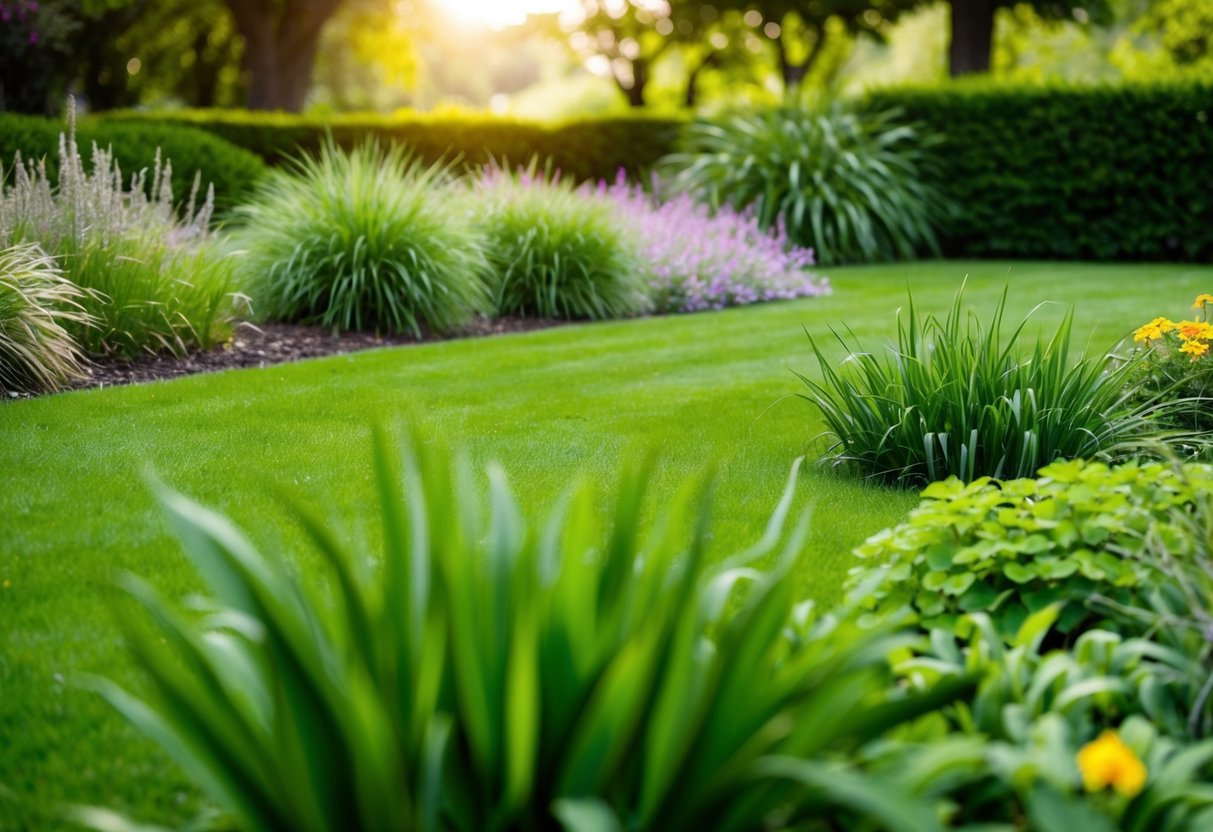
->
xmin=615 ymin=57 xmax=648 ymax=108
xmin=949 ymin=0 xmax=997 ymax=76
xmin=684 ymin=52 xmax=718 ymax=109
xmin=225 ymin=0 xmax=343 ymax=111
xmin=776 ymin=26 xmax=824 ymax=93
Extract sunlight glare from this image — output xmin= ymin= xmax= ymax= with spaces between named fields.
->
xmin=436 ymin=0 xmax=581 ymax=29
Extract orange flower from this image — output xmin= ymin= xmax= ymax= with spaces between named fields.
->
xmin=1176 ymin=320 xmax=1213 ymax=341
xmin=1133 ymin=317 xmax=1176 ymax=342
xmin=1077 ymin=731 xmax=1147 ymax=797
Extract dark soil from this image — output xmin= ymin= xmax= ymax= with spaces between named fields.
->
xmin=67 ymin=316 xmax=563 ymax=392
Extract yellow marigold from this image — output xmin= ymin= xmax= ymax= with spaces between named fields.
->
xmin=1181 ymin=339 xmax=1210 ymax=360
xmin=1133 ymin=317 xmax=1176 ymax=342
xmin=1078 ymin=731 xmax=1147 ymax=797
xmin=1194 ymin=293 xmax=1213 ymax=309
xmin=1176 ymin=320 xmax=1213 ymax=341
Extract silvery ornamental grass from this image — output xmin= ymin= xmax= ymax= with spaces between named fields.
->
xmin=0 ymin=100 xmax=238 ymax=357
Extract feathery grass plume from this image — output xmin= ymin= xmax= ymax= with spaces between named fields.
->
xmin=663 ymin=104 xmax=948 ymax=266
xmin=87 ymin=430 xmax=972 ymax=832
xmin=591 ymin=174 xmax=830 ymax=313
xmin=233 ymin=142 xmax=488 ymax=336
xmin=475 ymin=165 xmax=648 ymax=320
xmin=0 ymin=242 xmax=90 ymax=395
xmin=0 ymin=99 xmax=237 ymax=357
xmin=798 ymin=283 xmax=1184 ymax=485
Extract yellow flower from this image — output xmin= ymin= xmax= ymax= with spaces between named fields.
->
xmin=1077 ymin=731 xmax=1147 ymax=797
xmin=1133 ymin=317 xmax=1176 ymax=342
xmin=1194 ymin=293 xmax=1213 ymax=309
xmin=1181 ymin=339 xmax=1210 ymax=360
xmin=1176 ymin=320 xmax=1213 ymax=341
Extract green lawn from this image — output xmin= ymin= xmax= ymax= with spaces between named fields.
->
xmin=3 ymin=260 xmax=1212 ymax=829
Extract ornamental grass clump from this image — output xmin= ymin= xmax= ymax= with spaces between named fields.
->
xmin=234 ymin=143 xmax=488 ymax=336
xmin=86 ymin=431 xmax=971 ymax=832
xmin=0 ymin=102 xmax=237 ymax=357
xmin=592 ymin=176 xmax=830 ymax=313
xmin=0 ymin=242 xmax=90 ymax=395
xmin=663 ymin=105 xmax=947 ymax=266
xmin=799 ymin=284 xmax=1173 ymax=486
xmin=474 ymin=167 xmax=648 ymax=320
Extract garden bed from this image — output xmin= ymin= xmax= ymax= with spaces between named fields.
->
xmin=62 ymin=316 xmax=563 ymax=393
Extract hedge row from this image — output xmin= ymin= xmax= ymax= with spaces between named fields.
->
xmin=5 ymin=84 xmax=1210 ymax=261
xmin=866 ymin=82 xmax=1213 ymax=262
xmin=0 ymin=113 xmax=267 ymax=211
xmin=100 ymin=109 xmax=686 ymax=185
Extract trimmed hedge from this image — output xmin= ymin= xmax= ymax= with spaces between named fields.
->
xmin=100 ymin=109 xmax=685 ymax=184
xmin=866 ymin=83 xmax=1213 ymax=262
xmin=0 ymin=114 xmax=268 ymax=212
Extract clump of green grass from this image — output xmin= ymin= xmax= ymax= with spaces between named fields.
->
xmin=233 ymin=143 xmax=488 ymax=337
xmin=85 ymin=431 xmax=966 ymax=832
xmin=663 ymin=105 xmax=947 ymax=266
xmin=474 ymin=168 xmax=649 ymax=321
xmin=0 ymin=242 xmax=90 ymax=394
xmin=798 ymin=284 xmax=1176 ymax=485
xmin=0 ymin=102 xmax=237 ymax=358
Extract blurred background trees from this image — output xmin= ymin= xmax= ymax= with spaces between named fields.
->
xmin=0 ymin=0 xmax=1207 ymax=117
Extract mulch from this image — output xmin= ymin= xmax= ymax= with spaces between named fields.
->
xmin=62 ymin=316 xmax=563 ymax=393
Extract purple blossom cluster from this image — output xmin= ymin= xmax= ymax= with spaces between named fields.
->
xmin=587 ymin=175 xmax=830 ymax=314
xmin=1 ymin=0 xmax=42 ymax=43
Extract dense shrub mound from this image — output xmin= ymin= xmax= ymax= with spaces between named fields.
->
xmin=0 ymin=113 xmax=267 ymax=212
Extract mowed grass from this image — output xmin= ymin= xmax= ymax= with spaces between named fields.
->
xmin=2 ymin=260 xmax=1210 ymax=829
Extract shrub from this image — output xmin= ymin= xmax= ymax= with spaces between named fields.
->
xmin=0 ymin=107 xmax=238 ymax=357
xmin=848 ymin=458 xmax=1213 ymax=638
xmin=87 ymin=433 xmax=972 ymax=832
xmin=233 ymin=143 xmax=488 ymax=336
xmin=870 ymin=607 xmax=1213 ymax=831
xmin=0 ymin=242 xmax=89 ymax=394
xmin=1126 ymin=292 xmax=1213 ymax=436
xmin=474 ymin=169 xmax=647 ymax=320
xmin=864 ymin=83 xmax=1213 ymax=262
xmin=798 ymin=285 xmax=1168 ymax=485
xmin=662 ymin=105 xmax=947 ymax=266
xmin=99 ymin=109 xmax=685 ymax=184
xmin=592 ymin=176 xmax=830 ymax=313
xmin=0 ymin=113 xmax=267 ymax=213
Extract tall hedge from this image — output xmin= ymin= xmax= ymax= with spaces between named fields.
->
xmin=99 ymin=110 xmax=686 ymax=185
xmin=865 ymin=83 xmax=1213 ymax=262
xmin=0 ymin=113 xmax=267 ymax=212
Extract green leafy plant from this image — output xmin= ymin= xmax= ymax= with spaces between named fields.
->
xmin=798 ymin=285 xmax=1173 ymax=485
xmin=474 ymin=168 xmax=649 ymax=321
xmin=0 ymin=104 xmax=238 ymax=357
xmin=663 ymin=105 xmax=947 ymax=266
xmin=88 ymin=432 xmax=970 ymax=832
xmin=0 ymin=242 xmax=90 ymax=395
xmin=868 ymin=607 xmax=1213 ymax=831
xmin=233 ymin=142 xmax=488 ymax=336
xmin=849 ymin=458 xmax=1213 ymax=638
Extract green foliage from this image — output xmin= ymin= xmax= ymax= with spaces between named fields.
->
xmin=849 ymin=458 xmax=1213 ymax=639
xmin=232 ymin=143 xmax=488 ymax=337
xmin=99 ymin=109 xmax=685 ymax=185
xmin=474 ymin=170 xmax=648 ymax=321
xmin=0 ymin=110 xmax=239 ymax=357
xmin=798 ymin=284 xmax=1164 ymax=485
xmin=869 ymin=607 xmax=1213 ymax=831
xmin=865 ymin=82 xmax=1213 ymax=261
xmin=0 ymin=113 xmax=267 ymax=213
xmin=0 ymin=242 xmax=89 ymax=395
xmin=663 ymin=105 xmax=947 ymax=265
xmin=90 ymin=434 xmax=968 ymax=832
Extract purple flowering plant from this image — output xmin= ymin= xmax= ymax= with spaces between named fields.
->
xmin=589 ymin=173 xmax=829 ymax=314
